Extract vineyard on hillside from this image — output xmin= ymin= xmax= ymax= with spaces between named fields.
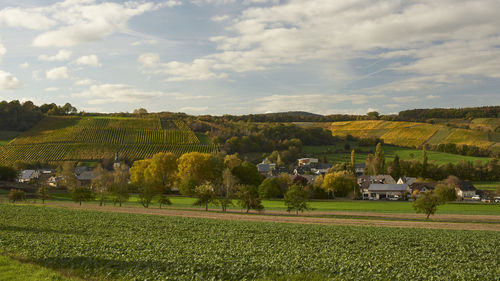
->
xmin=328 ymin=120 xmax=500 ymax=152
xmin=0 ymin=116 xmax=217 ymax=164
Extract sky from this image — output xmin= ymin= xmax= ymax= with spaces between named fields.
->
xmin=0 ymin=0 xmax=499 ymax=115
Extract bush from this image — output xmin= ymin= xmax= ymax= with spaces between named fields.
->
xmin=8 ymin=189 xmax=26 ymax=203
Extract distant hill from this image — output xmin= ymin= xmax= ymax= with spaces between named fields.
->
xmin=323 ymin=119 xmax=500 ymax=157
xmin=0 ymin=116 xmax=217 ymax=165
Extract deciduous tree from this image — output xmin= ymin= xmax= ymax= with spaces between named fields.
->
xmin=193 ymin=182 xmax=218 ymax=211
xmin=236 ymin=184 xmax=263 ymax=213
xmin=284 ymin=184 xmax=310 ymax=215
xmin=322 ymin=171 xmax=358 ymax=198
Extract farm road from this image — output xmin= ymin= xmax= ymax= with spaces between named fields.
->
xmin=47 ymin=202 xmax=500 ymax=232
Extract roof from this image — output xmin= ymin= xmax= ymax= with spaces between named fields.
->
xmin=355 ymin=164 xmax=365 ymax=168
xmin=257 ymin=163 xmax=275 ymax=173
xmin=410 ymin=182 xmax=437 ymax=191
xmin=399 ymin=177 xmax=417 ymax=185
xmin=316 ymin=163 xmax=332 ymax=169
xmin=75 ymin=166 xmax=91 ymax=175
xmin=455 ymin=180 xmax=477 ymax=191
xmin=20 ymin=170 xmax=37 ymax=180
xmin=76 ymin=171 xmax=96 ymax=181
xmin=368 ymin=184 xmax=409 ymax=192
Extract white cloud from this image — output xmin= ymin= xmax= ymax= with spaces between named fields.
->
xmin=38 ymin=49 xmax=72 ymax=61
xmin=131 ymin=39 xmax=158 ymax=46
xmin=19 ymin=62 xmax=29 ymax=69
xmin=0 ymin=7 xmax=56 ymax=30
xmin=44 ymin=87 xmax=59 ymax=92
xmin=46 ymin=66 xmax=69 ymax=80
xmin=0 ymin=70 xmax=21 ymax=90
xmin=72 ymin=84 xmax=164 ymax=104
xmin=75 ymin=55 xmax=101 ymax=67
xmin=0 ymin=42 xmax=5 ymax=62
xmin=167 ymin=93 xmax=212 ymax=100
xmin=179 ymin=106 xmax=209 ymax=112
xmin=138 ymin=53 xmax=227 ymax=81
xmin=75 ymin=79 xmax=92 ymax=86
xmin=0 ymin=1 xmax=175 ymax=48
xmin=157 ymin=0 xmax=500 ymax=90
xmin=211 ymin=15 xmax=229 ymax=22
xmin=138 ymin=53 xmax=160 ymax=67
xmin=253 ymin=94 xmax=381 ymax=113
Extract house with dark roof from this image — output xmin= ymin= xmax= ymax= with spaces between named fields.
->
xmin=364 ymin=183 xmax=410 ymax=200
xmin=409 ymin=182 xmax=437 ymax=194
xmin=454 ymin=181 xmax=477 ymax=199
xmin=75 ymin=166 xmax=96 ymax=187
xmin=257 ymin=161 xmax=276 ymax=177
xmin=354 ymin=163 xmax=365 ymax=176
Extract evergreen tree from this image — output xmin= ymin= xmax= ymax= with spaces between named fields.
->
xmin=422 ymin=147 xmax=428 ymax=178
xmin=350 ymin=149 xmax=356 ymax=173
xmin=374 ymin=143 xmax=385 ymax=174
xmin=390 ymin=154 xmax=402 ymax=179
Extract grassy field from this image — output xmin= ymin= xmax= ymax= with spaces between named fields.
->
xmin=42 ymin=192 xmax=500 ymax=215
xmin=303 ymin=144 xmax=492 ymax=165
xmin=0 ymin=131 xmax=20 ymax=146
xmin=0 ymin=204 xmax=498 ymax=281
xmin=325 ymin=120 xmax=500 ymax=151
xmin=472 ymin=181 xmax=500 ymax=191
xmin=0 ymin=255 xmax=76 ymax=281
xmin=0 ymin=116 xmax=217 ymax=164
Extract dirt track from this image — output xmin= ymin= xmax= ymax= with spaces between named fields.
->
xmin=47 ymin=202 xmax=500 ymax=232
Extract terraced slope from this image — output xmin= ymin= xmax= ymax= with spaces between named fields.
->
xmin=0 ymin=116 xmax=217 ymax=164
xmin=329 ymin=120 xmax=500 ymax=151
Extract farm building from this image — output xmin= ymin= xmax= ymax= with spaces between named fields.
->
xmin=363 ymin=183 xmax=410 ymax=200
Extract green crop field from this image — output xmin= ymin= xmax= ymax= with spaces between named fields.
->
xmin=0 ymin=116 xmax=217 ymax=164
xmin=303 ymin=144 xmax=492 ymax=165
xmin=326 ymin=120 xmax=500 ymax=150
xmin=0 ymin=205 xmax=498 ymax=281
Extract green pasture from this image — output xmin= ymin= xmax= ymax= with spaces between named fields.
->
xmin=472 ymin=181 xmax=500 ymax=191
xmin=303 ymin=144 xmax=491 ymax=165
xmin=36 ymin=192 xmax=500 ymax=215
xmin=0 ymin=255 xmax=75 ymax=281
xmin=0 ymin=131 xmax=20 ymax=146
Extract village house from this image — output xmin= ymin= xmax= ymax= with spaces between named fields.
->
xmin=409 ymin=182 xmax=437 ymax=195
xmin=75 ymin=166 xmax=97 ymax=187
xmin=454 ymin=180 xmax=477 ymax=199
xmin=397 ymin=177 xmax=417 ymax=185
xmin=18 ymin=170 xmax=40 ymax=183
xmin=257 ymin=159 xmax=276 ymax=177
xmin=354 ymin=163 xmax=365 ymax=176
xmin=297 ymin=158 xmax=318 ymax=167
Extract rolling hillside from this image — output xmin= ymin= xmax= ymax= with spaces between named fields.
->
xmin=0 ymin=116 xmax=217 ymax=164
xmin=326 ymin=120 xmax=500 ymax=153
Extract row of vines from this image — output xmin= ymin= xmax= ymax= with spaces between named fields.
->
xmin=1 ymin=116 xmax=215 ymax=164
xmin=0 ymin=143 xmax=218 ymax=164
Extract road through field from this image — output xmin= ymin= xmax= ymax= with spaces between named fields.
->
xmin=47 ymin=202 xmax=500 ymax=231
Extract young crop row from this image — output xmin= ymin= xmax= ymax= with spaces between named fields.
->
xmin=0 ymin=205 xmax=498 ymax=281
xmin=0 ymin=143 xmax=218 ymax=164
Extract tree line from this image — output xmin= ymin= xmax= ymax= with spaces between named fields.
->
xmin=0 ymin=100 xmax=77 ymax=131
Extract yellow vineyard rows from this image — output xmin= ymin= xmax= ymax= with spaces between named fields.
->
xmin=329 ymin=120 xmax=500 ymax=149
